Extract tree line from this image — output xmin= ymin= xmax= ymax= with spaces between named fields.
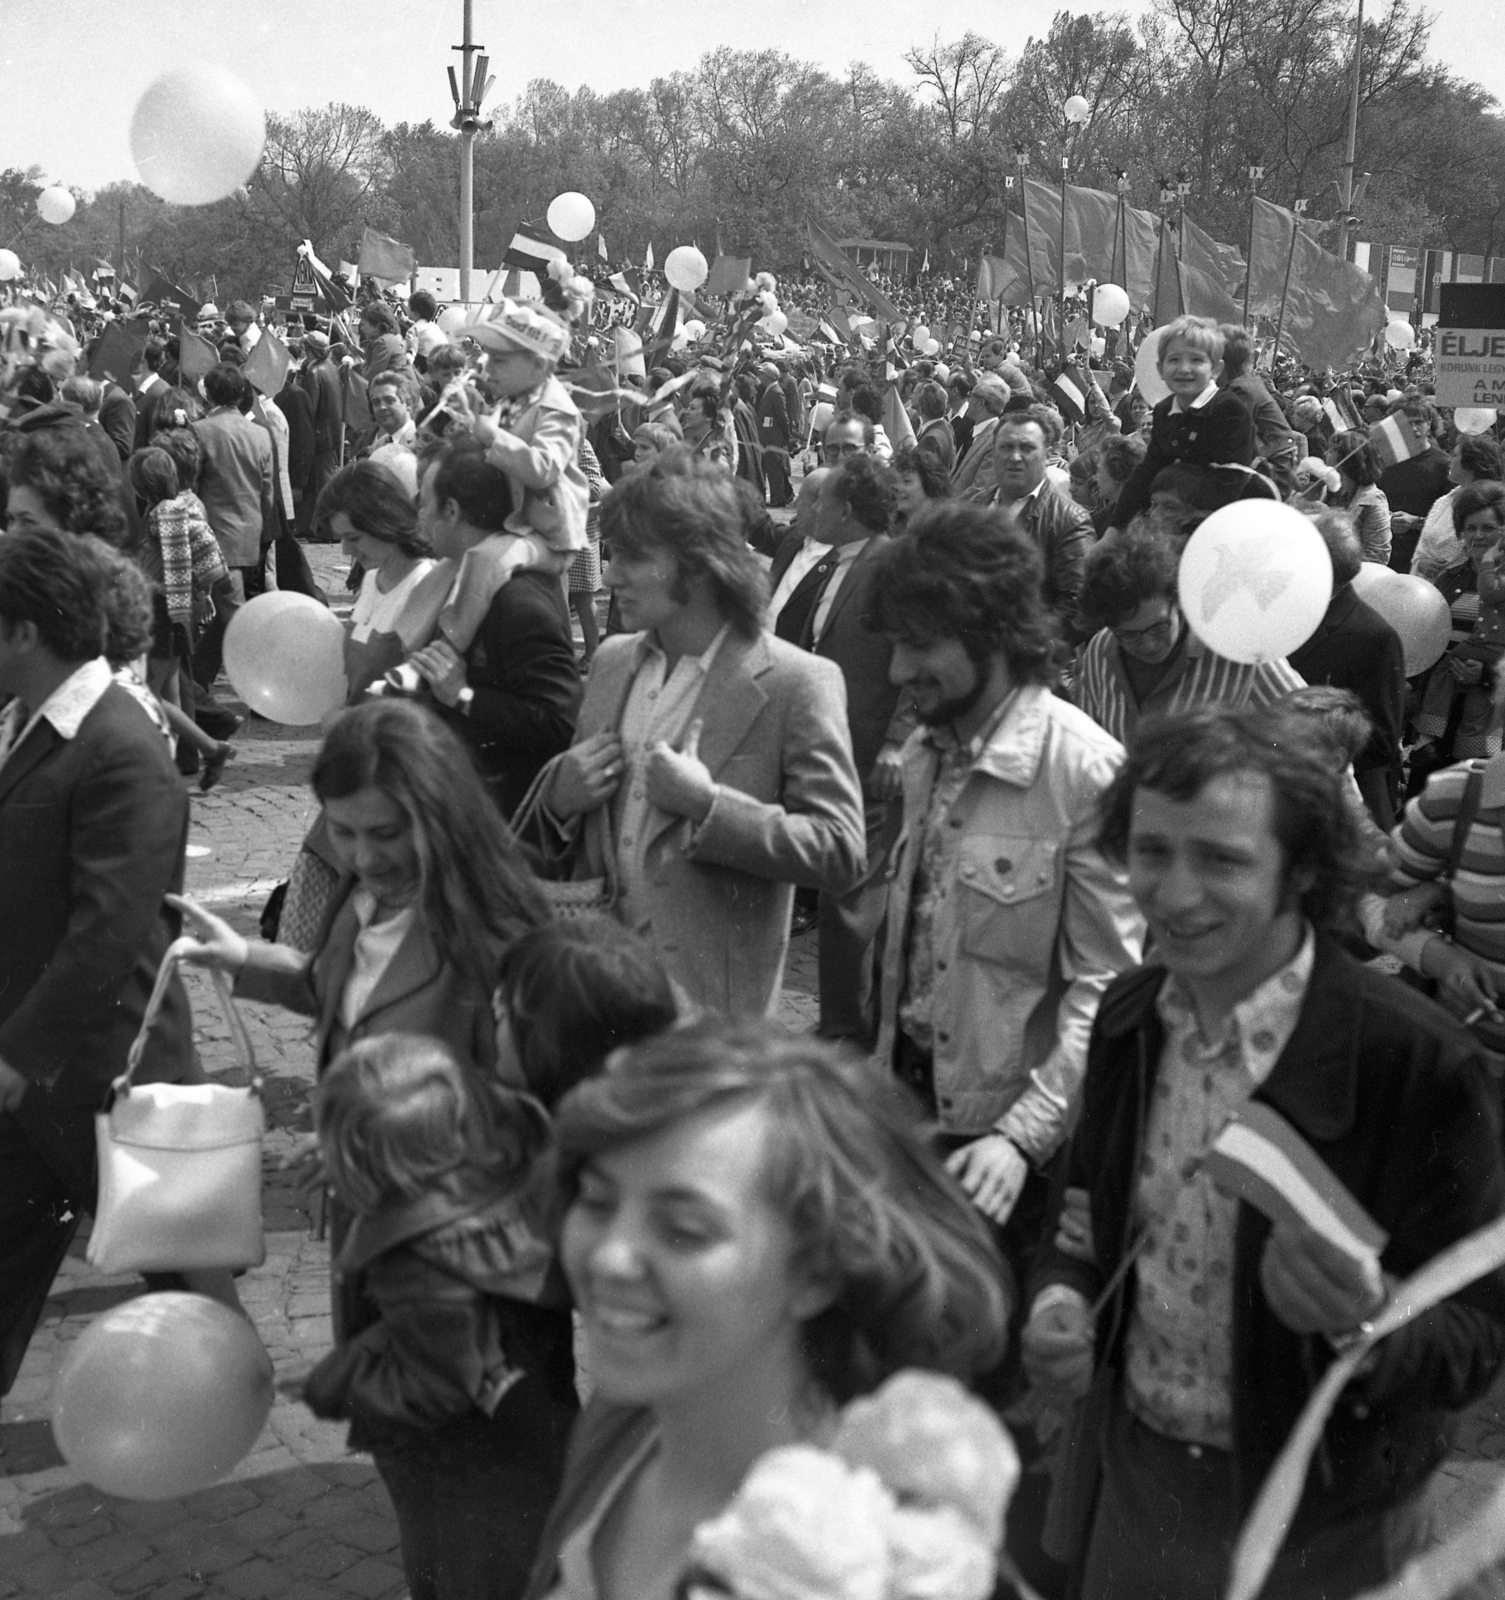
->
xmin=3 ymin=0 xmax=1501 ymax=305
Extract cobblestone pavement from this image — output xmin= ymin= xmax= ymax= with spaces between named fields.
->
xmin=1 ymin=543 xmax=1501 ymax=1599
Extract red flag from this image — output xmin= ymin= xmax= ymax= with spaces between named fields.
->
xmin=175 ymin=317 xmax=218 ymax=383
xmin=1180 ymin=217 xmax=1243 ymax=321
xmin=707 ymin=255 xmax=753 ymax=297
xmin=806 ymin=219 xmax=902 ymax=323
xmin=357 ymin=226 xmax=416 ymax=285
xmin=243 ymin=328 xmax=292 ymax=397
xmin=882 ymin=382 xmax=916 ymax=451
xmin=1249 ymin=199 xmax=1386 ymax=370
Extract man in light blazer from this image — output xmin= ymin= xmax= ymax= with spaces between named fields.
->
xmin=539 ymin=449 xmax=866 ymax=1016
xmin=0 ymin=532 xmax=195 ymax=1393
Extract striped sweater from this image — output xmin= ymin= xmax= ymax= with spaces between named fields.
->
xmin=1073 ymin=627 xmax=1306 ymax=747
xmin=1391 ymin=760 xmax=1505 ymax=973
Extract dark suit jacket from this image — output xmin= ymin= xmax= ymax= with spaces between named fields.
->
xmin=1380 ymin=445 xmax=1452 ymax=518
xmin=97 ymin=382 xmax=137 ymax=463
xmin=0 ymin=682 xmax=191 ymax=1104
xmin=1287 ymin=583 xmax=1406 ymax=779
xmin=302 ymin=359 xmax=346 ymax=453
xmin=767 ymin=532 xmax=910 ymax=786
xmin=434 ymin=568 xmax=582 ymax=817
xmin=1111 ymin=387 xmax=1257 ymax=526
xmin=274 ymin=384 xmax=317 ymax=493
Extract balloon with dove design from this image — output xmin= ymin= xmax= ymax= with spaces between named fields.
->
xmin=1178 ymin=502 xmax=1332 ymax=665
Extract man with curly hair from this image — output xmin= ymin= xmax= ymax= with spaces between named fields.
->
xmin=869 ymin=501 xmax=1143 ymax=1234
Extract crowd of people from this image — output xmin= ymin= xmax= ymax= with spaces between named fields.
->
xmin=2 ymin=264 xmax=1505 ymax=1600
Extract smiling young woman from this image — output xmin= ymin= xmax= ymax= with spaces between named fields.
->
xmin=522 ymin=1018 xmax=1010 ymax=1600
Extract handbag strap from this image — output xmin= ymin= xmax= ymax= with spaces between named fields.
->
xmin=510 ymin=758 xmax=619 ymax=893
xmin=1444 ymin=768 xmax=1486 ymax=884
xmin=118 ymin=946 xmax=261 ymax=1098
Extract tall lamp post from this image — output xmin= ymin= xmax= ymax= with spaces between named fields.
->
xmin=1243 ymin=164 xmax=1264 ymax=327
xmin=446 ymin=0 xmax=494 ymax=303
xmin=1059 ymin=95 xmax=1091 ymax=365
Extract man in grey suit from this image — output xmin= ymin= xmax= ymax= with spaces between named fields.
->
xmin=540 ymin=449 xmax=866 ymax=1016
xmin=192 ymin=363 xmax=276 ymax=691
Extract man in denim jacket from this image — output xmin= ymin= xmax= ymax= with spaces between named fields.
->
xmin=870 ymin=502 xmax=1144 ymax=1242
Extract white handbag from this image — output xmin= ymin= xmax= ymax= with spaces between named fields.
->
xmin=88 ymin=951 xmax=267 ymax=1274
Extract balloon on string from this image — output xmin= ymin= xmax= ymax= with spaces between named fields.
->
xmin=1178 ymin=501 xmax=1333 ymax=664
xmin=1349 ymin=564 xmax=1453 ymax=675
xmin=910 ymin=324 xmax=931 ymax=349
xmin=924 ymin=338 xmax=941 ymax=356
xmin=1092 ymin=283 xmax=1131 ymax=328
xmin=51 ymin=1293 xmax=273 ymax=1501
xmin=682 ymin=318 xmax=707 ymax=342
xmin=0 ymin=249 xmax=20 ymax=282
xmin=546 ymin=192 xmax=596 ymax=242
xmin=224 ymin=592 xmax=346 ymax=725
xmin=1133 ymin=324 xmax=1172 ymax=405
xmin=1455 ymin=407 xmax=1497 ymax=436
xmin=436 ymin=305 xmax=468 ymax=335
xmin=37 ymin=186 xmax=75 ymax=225
xmin=763 ymin=310 xmax=789 ymax=337
xmin=1384 ymin=319 xmax=1416 ymax=351
xmin=663 ymin=245 xmax=709 ymax=293
xmin=130 ymin=66 xmax=265 ymax=205
xmin=1064 ymin=94 xmax=1092 ymax=124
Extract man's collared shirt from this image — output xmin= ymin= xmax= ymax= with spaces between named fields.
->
xmin=0 ymin=658 xmax=113 ymax=768
xmin=988 ymin=477 xmax=1045 ymax=521
xmin=811 ymin=538 xmax=871 ymax=644
xmin=898 ymin=690 xmax=1021 ymax=1049
xmin=611 ymin=624 xmax=732 ymax=935
xmin=767 ymin=538 xmax=832 ymax=627
xmin=1123 ymin=929 xmax=1316 ymax=1450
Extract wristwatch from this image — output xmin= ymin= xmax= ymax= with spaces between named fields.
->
xmin=456 ymin=686 xmax=475 ymax=716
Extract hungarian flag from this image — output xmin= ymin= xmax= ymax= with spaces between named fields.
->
xmin=607 ymin=268 xmax=642 ymax=301
xmin=244 ymin=327 xmax=292 ymax=397
xmin=611 ymin=326 xmax=646 ymax=378
xmin=644 ymin=242 xmax=655 ymax=272
xmin=1322 ymin=389 xmax=1363 ymax=434
xmin=644 ymin=288 xmax=680 ymax=365
xmin=138 ymin=271 xmax=201 ymax=319
xmin=1369 ymin=409 xmax=1426 ymax=471
xmin=503 ymin=223 xmax=565 ymax=274
xmin=597 ymin=233 xmax=609 ymax=263
xmin=1050 ymin=364 xmax=1089 ymax=425
xmin=357 ymin=226 xmax=416 ymax=285
xmin=1206 ymin=1102 xmax=1387 ymax=1268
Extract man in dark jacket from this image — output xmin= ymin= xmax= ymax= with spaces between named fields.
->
xmin=756 ymin=362 xmax=794 ymax=507
xmin=1381 ymin=397 xmax=1454 ymax=574
xmin=0 ymin=531 xmax=197 ymax=1393
xmin=1022 ymin=706 xmax=1505 ymax=1600
xmin=1288 ymin=508 xmax=1407 ymax=828
xmin=300 ymin=331 xmax=346 ymax=529
xmin=410 ymin=443 xmax=581 ymax=816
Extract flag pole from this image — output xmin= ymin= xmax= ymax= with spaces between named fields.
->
xmin=1272 ymin=199 xmax=1307 ymax=367
xmin=1243 ymin=166 xmax=1264 ymax=328
xmin=1016 ymin=147 xmax=1040 ymax=363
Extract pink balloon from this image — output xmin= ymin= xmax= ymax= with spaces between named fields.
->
xmin=1349 ymin=564 xmax=1453 ymax=675
xmin=52 ymin=1293 xmax=273 ymax=1500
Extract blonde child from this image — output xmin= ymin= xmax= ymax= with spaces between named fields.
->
xmin=1108 ymin=315 xmax=1258 ymax=529
xmin=301 ymin=1035 xmax=575 ymax=1600
xmin=435 ymin=300 xmax=589 ymax=655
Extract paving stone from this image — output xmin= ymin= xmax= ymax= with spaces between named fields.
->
xmin=332 ymin=1516 xmax=399 ymax=1555
xmin=216 ymin=1557 xmax=294 ymax=1599
xmin=329 ymin=1556 xmax=404 ymax=1599
xmin=280 ymin=1542 xmax=368 ymax=1581
xmin=146 ymin=1581 xmax=208 ymax=1600
xmin=106 ymin=1557 xmax=174 ymax=1594
xmin=51 ymin=1516 xmax=115 ymax=1547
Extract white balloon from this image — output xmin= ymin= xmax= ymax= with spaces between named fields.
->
xmin=764 ymin=310 xmax=789 ymax=337
xmin=924 ymin=338 xmax=941 ymax=356
xmin=436 ymin=305 xmax=467 ymax=335
xmin=1384 ymin=319 xmax=1416 ymax=351
xmin=1092 ymin=283 xmax=1131 ymax=328
xmin=1178 ymin=502 xmax=1333 ymax=665
xmin=223 ymin=593 xmax=346 ymax=725
xmin=910 ymin=324 xmax=931 ymax=349
xmin=682 ymin=319 xmax=707 ymax=342
xmin=0 ymin=249 xmax=20 ymax=282
xmin=1064 ymin=94 xmax=1092 ymax=124
xmin=130 ymin=66 xmax=265 ymax=206
xmin=1133 ymin=325 xmax=1172 ymax=405
xmin=1454 ymin=407 xmax=1497 ymax=436
xmin=547 ymin=192 xmax=596 ymax=242
xmin=663 ymin=245 xmax=709 ymax=293
xmin=37 ymin=186 xmax=75 ymax=226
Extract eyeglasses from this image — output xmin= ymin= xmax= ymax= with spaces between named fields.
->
xmin=823 ymin=441 xmax=866 ymax=461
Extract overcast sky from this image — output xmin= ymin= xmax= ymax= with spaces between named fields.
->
xmin=3 ymin=0 xmax=1500 ymax=193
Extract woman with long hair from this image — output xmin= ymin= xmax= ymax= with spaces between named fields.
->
xmin=521 ymin=1018 xmax=1010 ymax=1600
xmin=170 ymin=698 xmax=550 ymax=1325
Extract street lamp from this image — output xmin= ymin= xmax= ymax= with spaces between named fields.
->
xmin=1059 ymin=95 xmax=1090 ymax=365
xmin=446 ymin=0 xmax=495 ymax=303
xmin=1243 ymin=165 xmax=1264 ymax=326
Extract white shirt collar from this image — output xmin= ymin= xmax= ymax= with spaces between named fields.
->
xmin=1171 ymin=382 xmax=1220 ymax=415
xmin=2 ymin=658 xmax=114 ymax=757
xmin=634 ymin=620 xmax=732 ymax=675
